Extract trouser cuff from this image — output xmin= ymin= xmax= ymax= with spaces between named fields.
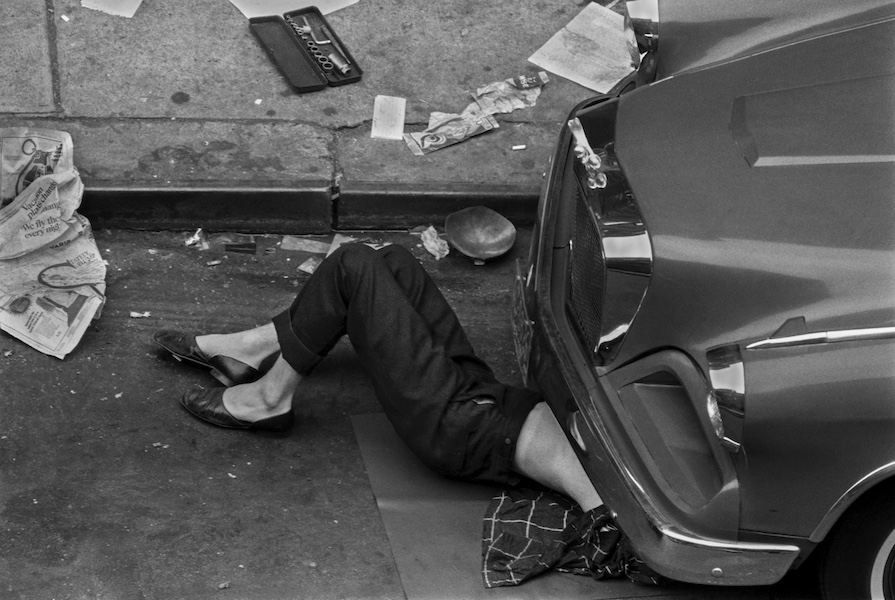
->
xmin=272 ymin=308 xmax=322 ymax=375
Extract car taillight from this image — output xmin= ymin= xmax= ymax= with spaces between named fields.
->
xmin=707 ymin=345 xmax=745 ymax=453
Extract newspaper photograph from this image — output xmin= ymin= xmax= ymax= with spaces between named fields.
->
xmin=0 ymin=128 xmax=106 ymax=359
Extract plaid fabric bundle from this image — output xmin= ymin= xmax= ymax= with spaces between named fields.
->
xmin=481 ymin=486 xmax=668 ymax=588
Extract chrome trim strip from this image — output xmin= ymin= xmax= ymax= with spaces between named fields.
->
xmin=662 ymin=527 xmax=801 ymax=555
xmin=810 ymin=460 xmax=895 ymax=543
xmin=747 ymin=326 xmax=895 ymax=350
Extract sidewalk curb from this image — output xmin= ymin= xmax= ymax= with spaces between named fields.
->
xmin=81 ymin=181 xmax=540 ymax=233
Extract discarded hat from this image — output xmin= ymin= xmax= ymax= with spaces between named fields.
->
xmin=444 ymin=206 xmax=516 ymax=261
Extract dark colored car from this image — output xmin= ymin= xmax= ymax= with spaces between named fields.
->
xmin=512 ymin=1 xmax=895 ymax=597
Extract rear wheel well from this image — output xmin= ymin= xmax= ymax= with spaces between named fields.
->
xmin=818 ymin=476 xmax=895 ymax=599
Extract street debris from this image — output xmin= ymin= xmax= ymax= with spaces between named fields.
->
xmin=60 ymin=14 xmax=70 ymax=22
xmin=528 ymin=2 xmax=637 ymax=93
xmin=417 ymin=226 xmax=449 ymax=260
xmin=280 ymin=235 xmax=330 ymax=254
xmin=0 ymin=128 xmax=107 ymax=359
xmin=129 ymin=311 xmax=151 ymax=318
xmin=512 ymin=145 xmax=527 ymax=151
xmin=371 ymin=95 xmax=407 ymax=140
xmin=185 ymin=228 xmax=210 ymax=250
xmin=298 ymin=257 xmax=322 ymax=274
xmin=404 ymin=72 xmax=549 ymax=156
xmin=218 ymin=581 xmax=231 ymax=589
xmin=206 ymin=260 xmax=223 ymax=267
xmin=81 ymin=0 xmax=145 ymax=19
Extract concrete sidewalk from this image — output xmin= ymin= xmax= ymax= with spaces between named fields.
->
xmin=0 ymin=0 xmax=608 ymax=233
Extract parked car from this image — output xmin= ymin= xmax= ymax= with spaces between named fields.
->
xmin=512 ymin=1 xmax=895 ymax=598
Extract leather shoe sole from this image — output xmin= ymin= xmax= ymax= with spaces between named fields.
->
xmin=153 ymin=329 xmax=278 ymax=387
xmin=180 ymin=388 xmax=294 ymax=432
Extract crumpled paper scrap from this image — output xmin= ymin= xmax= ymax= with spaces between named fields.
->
xmin=471 ymin=72 xmax=549 ymax=116
xmin=419 ymin=226 xmax=449 ymax=260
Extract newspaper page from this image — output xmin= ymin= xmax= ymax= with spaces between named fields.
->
xmin=0 ymin=128 xmax=106 ymax=359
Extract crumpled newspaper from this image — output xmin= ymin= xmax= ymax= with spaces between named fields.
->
xmin=0 ymin=128 xmax=106 ymax=359
xmin=404 ymin=72 xmax=549 ymax=156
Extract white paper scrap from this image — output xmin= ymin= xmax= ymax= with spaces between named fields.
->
xmin=528 ymin=3 xmax=637 ymax=93
xmin=281 ymin=235 xmax=332 ymax=254
xmin=228 ymin=0 xmax=358 ymax=19
xmin=81 ymin=0 xmax=144 ymax=18
xmin=371 ymin=96 xmax=407 ymax=140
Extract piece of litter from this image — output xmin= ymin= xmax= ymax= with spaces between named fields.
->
xmin=206 ymin=260 xmax=223 ymax=267
xmin=61 ymin=14 xmax=70 ymax=21
xmin=228 ymin=473 xmax=237 ymax=479
xmin=218 ymin=581 xmax=230 ymax=589
xmin=298 ymin=257 xmax=322 ymax=274
xmin=185 ymin=228 xmax=210 ymax=250
xmin=404 ymin=110 xmax=498 ymax=156
xmin=528 ymin=3 xmax=636 ymax=93
xmin=420 ymin=226 xmax=450 ymax=260
xmin=152 ymin=442 xmax=163 ymax=447
xmin=371 ymin=95 xmax=407 ymax=140
xmin=3 ymin=350 xmax=12 ymax=357
xmin=255 ymin=99 xmax=263 ymax=105
xmin=472 ymin=72 xmax=549 ymax=116
xmin=280 ymin=236 xmax=331 ymax=253
xmin=148 ymin=249 xmax=158 ymax=255
xmin=512 ymin=144 xmax=527 ymax=151
xmin=129 ymin=311 xmax=151 ymax=318
xmin=114 ymin=392 xmax=123 ymax=398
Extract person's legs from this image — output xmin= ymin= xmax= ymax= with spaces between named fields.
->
xmin=512 ymin=402 xmax=603 ymax=511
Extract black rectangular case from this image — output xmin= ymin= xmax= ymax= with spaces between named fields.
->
xmin=250 ymin=7 xmax=362 ymax=94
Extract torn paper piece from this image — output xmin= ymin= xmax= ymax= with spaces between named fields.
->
xmin=371 ymin=96 xmax=407 ymax=140
xmin=326 ymin=233 xmax=357 ymax=257
xmin=297 ymin=257 xmax=322 ymax=274
xmin=81 ymin=0 xmax=144 ymax=18
xmin=228 ymin=0 xmax=357 ymax=19
xmin=528 ymin=3 xmax=637 ymax=93
xmin=420 ymin=226 xmax=449 ymax=260
xmin=129 ymin=311 xmax=150 ymax=318
xmin=185 ymin=228 xmax=209 ymax=250
xmin=280 ymin=235 xmax=331 ymax=254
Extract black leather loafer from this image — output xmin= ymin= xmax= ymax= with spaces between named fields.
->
xmin=153 ymin=330 xmax=278 ymax=387
xmin=180 ymin=388 xmax=294 ymax=432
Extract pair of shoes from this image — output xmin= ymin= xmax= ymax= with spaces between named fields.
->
xmin=180 ymin=388 xmax=294 ymax=432
xmin=153 ymin=330 xmax=278 ymax=387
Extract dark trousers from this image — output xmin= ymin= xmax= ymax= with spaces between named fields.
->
xmin=271 ymin=244 xmax=541 ymax=484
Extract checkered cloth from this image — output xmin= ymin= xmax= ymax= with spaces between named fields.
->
xmin=481 ymin=486 xmax=667 ymax=588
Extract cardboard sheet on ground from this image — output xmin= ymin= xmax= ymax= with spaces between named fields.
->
xmin=528 ymin=3 xmax=637 ymax=93
xmin=352 ymin=413 xmax=665 ymax=599
xmin=228 ymin=0 xmax=358 ymax=19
